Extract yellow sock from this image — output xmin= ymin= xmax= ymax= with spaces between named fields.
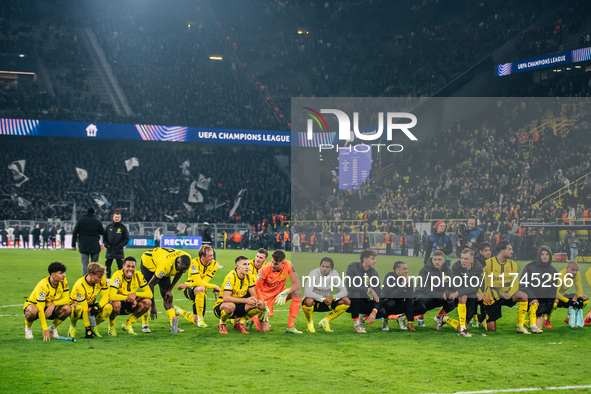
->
xmin=96 ymin=304 xmax=113 ymax=326
xmin=166 ymin=308 xmax=176 ymax=325
xmin=584 ymin=299 xmax=589 ymax=307
xmin=180 ymin=309 xmax=195 ymax=324
xmin=326 ymin=304 xmax=350 ymax=322
xmin=25 ymin=319 xmax=33 ymax=328
xmin=551 ymin=302 xmax=558 ymax=315
xmin=195 ymin=292 xmax=206 ymax=319
xmin=529 ymin=303 xmax=538 ymax=324
xmin=52 ymin=318 xmax=64 ymax=328
xmin=219 ymin=309 xmax=231 ymax=324
xmin=245 ymin=307 xmax=261 ymax=320
xmin=458 ymin=303 xmax=467 ymax=329
xmin=444 ymin=316 xmax=459 ymax=330
xmin=302 ymin=305 xmax=314 ymax=323
xmin=70 ymin=304 xmax=83 ymax=325
xmin=517 ymin=301 xmax=527 ymax=327
xmin=142 ymin=312 xmax=149 ymax=325
xmin=126 ymin=315 xmax=138 ymax=325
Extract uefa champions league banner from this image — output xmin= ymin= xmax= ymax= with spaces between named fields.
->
xmin=161 ymin=236 xmax=202 ymax=249
xmin=0 ymin=118 xmax=291 ymax=146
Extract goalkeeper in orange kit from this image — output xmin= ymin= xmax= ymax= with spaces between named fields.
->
xmin=254 ymin=250 xmax=303 ymax=334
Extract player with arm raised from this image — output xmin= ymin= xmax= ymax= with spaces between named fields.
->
xmin=302 ymin=257 xmax=350 ymax=333
xmin=140 ymin=247 xmax=191 ymax=333
xmin=108 ymin=256 xmax=153 ymax=335
xmin=24 ymin=262 xmax=72 ymax=340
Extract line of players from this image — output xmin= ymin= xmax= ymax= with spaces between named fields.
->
xmin=24 ymin=242 xmax=591 ymax=340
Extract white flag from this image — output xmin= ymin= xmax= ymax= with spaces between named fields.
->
xmin=76 ymin=167 xmax=88 ymax=182
xmin=228 ymin=188 xmax=246 ymax=218
xmin=125 ymin=157 xmax=139 ymax=172
xmin=188 ymin=181 xmax=204 ymax=203
xmin=180 ymin=161 xmax=191 ymax=177
xmin=90 ymin=192 xmax=111 ymax=209
xmin=196 ymin=174 xmax=211 ymax=190
xmin=8 ymin=160 xmax=29 ymax=187
xmin=182 ymin=202 xmax=194 ymax=212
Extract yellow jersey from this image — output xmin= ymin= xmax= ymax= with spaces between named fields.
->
xmin=109 ymin=269 xmax=153 ymax=301
xmin=24 ymin=276 xmax=70 ymax=330
xmin=213 ymin=270 xmax=256 ymax=308
xmin=141 ymin=247 xmax=190 ymax=279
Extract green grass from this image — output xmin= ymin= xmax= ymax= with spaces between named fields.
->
xmin=2 ymin=248 xmax=590 ymax=393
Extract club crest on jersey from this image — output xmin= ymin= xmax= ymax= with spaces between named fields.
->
xmin=113 ymin=278 xmax=120 ymax=287
xmin=76 ymin=291 xmax=83 ymax=301
xmin=39 ymin=291 xmax=46 ymax=300
xmin=158 ymin=271 xmax=165 ymax=277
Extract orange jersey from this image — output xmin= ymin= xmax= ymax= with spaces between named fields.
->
xmin=256 ymin=260 xmax=294 ymax=300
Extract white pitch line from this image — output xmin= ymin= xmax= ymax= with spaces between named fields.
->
xmin=425 ymin=385 xmax=591 ymax=394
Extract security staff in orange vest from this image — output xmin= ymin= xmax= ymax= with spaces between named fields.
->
xmin=399 ymin=234 xmax=407 ymax=256
xmin=341 ymin=233 xmax=351 ymax=254
xmin=385 ymin=233 xmax=392 ymax=256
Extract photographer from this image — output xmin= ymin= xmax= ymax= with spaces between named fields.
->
xmin=457 ymin=215 xmax=486 ymax=254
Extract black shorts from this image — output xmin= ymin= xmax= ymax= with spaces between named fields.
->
xmin=213 ymin=303 xmax=247 ymax=319
xmin=484 ymin=297 xmax=518 ymax=322
xmin=183 ymin=287 xmax=199 ymax=301
xmin=24 ymin=305 xmax=58 ymax=320
xmin=556 ymin=293 xmax=576 ymax=308
xmin=303 ymin=299 xmax=340 ymax=312
xmin=535 ymin=298 xmax=554 ymax=316
xmin=141 ymin=265 xmax=171 ymax=298
xmin=119 ymin=301 xmax=135 ymax=315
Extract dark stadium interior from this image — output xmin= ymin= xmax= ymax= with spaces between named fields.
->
xmin=2 ymin=0 xmax=591 ymax=256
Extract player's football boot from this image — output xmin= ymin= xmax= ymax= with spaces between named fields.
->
xmin=244 ymin=319 xmax=254 ymax=331
xmin=234 ymin=322 xmax=250 ymax=334
xmin=25 ymin=327 xmax=34 ymax=340
xmin=397 ymin=315 xmax=407 ymax=330
xmin=108 ymin=324 xmax=117 ymax=336
xmin=516 ymin=326 xmax=531 ymax=334
xmin=436 ymin=315 xmax=446 ymax=331
xmin=353 ymin=323 xmax=366 ymax=333
xmin=307 ymin=322 xmax=316 ymax=333
xmin=122 ymin=323 xmax=137 ymax=335
xmin=319 ymin=320 xmax=333 ymax=332
xmin=544 ymin=319 xmax=552 ymax=329
xmin=48 ymin=325 xmax=59 ymax=339
xmin=458 ymin=329 xmax=472 ymax=338
xmin=285 ymin=325 xmax=303 ymax=334
xmin=218 ymin=324 xmax=229 ymax=334
xmin=141 ymin=325 xmax=151 ymax=333
xmin=381 ymin=317 xmax=389 ymax=331
xmin=91 ymin=327 xmax=102 ymax=337
xmin=530 ymin=324 xmax=543 ymax=334
xmin=85 ymin=327 xmax=96 ymax=339
xmin=585 ymin=311 xmax=591 ymax=326
xmin=197 ymin=320 xmax=208 ymax=328
xmin=417 ymin=317 xmax=425 ymax=326
xmin=68 ymin=325 xmax=77 ymax=338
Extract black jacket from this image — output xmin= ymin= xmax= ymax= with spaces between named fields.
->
xmin=382 ymin=271 xmax=415 ymax=321
xmin=519 ymin=246 xmax=558 ymax=299
xmin=72 ymin=213 xmax=105 ymax=254
xmin=414 ymin=258 xmax=452 ymax=299
xmin=104 ymin=221 xmax=130 ymax=259
xmin=451 ymin=259 xmax=484 ymax=297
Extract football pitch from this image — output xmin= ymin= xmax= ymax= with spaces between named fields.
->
xmin=2 ymin=248 xmax=591 ymax=393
